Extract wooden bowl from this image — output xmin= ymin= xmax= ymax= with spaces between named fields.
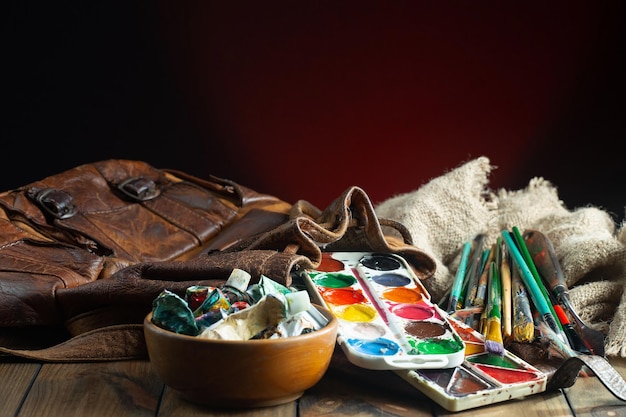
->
xmin=143 ymin=304 xmax=338 ymax=408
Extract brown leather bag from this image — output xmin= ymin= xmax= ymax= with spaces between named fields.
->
xmin=0 ymin=159 xmax=435 ymax=361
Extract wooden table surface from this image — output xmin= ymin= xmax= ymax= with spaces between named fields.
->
xmin=1 ymin=353 xmax=624 ymax=417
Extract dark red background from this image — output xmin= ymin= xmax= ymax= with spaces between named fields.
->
xmin=3 ymin=2 xmax=625 ymax=219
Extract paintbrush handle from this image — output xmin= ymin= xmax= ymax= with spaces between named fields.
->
xmin=500 ymin=248 xmax=512 ymax=339
xmin=472 ymin=244 xmax=495 ymax=307
xmin=488 ymin=261 xmax=502 ymax=319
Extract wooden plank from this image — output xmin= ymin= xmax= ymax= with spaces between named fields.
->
xmin=157 ymin=386 xmax=295 ymax=417
xmin=564 ymin=356 xmax=626 ymax=417
xmin=299 ymin=370 xmax=434 ymax=417
xmin=435 ymin=390 xmax=571 ymax=417
xmin=16 ymin=360 xmax=162 ymax=417
xmin=0 ymin=355 xmax=622 ymax=417
xmin=0 ymin=361 xmax=41 ymax=417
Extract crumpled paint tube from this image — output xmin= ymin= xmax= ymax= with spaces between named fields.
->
xmin=198 ymin=294 xmax=288 ymax=340
xmin=151 ymin=290 xmax=199 ymax=336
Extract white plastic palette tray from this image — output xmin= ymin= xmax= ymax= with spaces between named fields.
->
xmin=301 ymin=252 xmax=466 ymax=370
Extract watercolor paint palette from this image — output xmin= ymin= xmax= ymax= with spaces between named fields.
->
xmin=301 ymin=252 xmax=466 ymax=370
xmin=301 ymin=252 xmax=548 ymax=411
xmin=397 ymin=315 xmax=547 ymax=411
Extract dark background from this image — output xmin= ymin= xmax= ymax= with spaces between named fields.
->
xmin=3 ymin=2 xmax=625 ymax=222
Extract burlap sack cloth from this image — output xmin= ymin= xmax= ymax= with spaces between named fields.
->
xmin=375 ymin=156 xmax=626 ymax=358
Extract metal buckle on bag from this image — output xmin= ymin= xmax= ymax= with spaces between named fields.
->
xmin=34 ymin=188 xmax=78 ymax=220
xmin=117 ymin=177 xmax=160 ymax=202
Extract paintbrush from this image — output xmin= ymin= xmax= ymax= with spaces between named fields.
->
xmin=447 ymin=240 xmax=472 ymax=314
xmin=479 ymin=240 xmax=501 ymax=333
xmin=449 ymin=305 xmax=484 ymax=321
xmin=469 ymin=244 xmax=494 ymax=332
xmin=464 ymin=246 xmax=489 ymax=329
xmin=553 ymin=303 xmax=591 ymax=354
xmin=483 ymin=259 xmax=504 ymax=355
xmin=511 ymin=261 xmax=534 ymax=343
xmin=463 ymin=234 xmax=486 ymax=309
xmin=535 ymin=315 xmax=577 ymax=360
xmin=500 ymin=244 xmax=513 ymax=340
xmin=472 ymin=243 xmax=495 ymax=308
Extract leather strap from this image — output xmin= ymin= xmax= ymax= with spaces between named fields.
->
xmin=548 ymin=355 xmax=626 ymax=401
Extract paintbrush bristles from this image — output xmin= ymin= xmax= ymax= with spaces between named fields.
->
xmin=484 ymin=317 xmax=504 ymax=355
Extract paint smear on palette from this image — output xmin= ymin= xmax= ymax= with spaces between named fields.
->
xmin=321 ymin=288 xmax=366 ymax=305
xmin=448 ymin=367 xmax=493 ymax=395
xmin=468 ymin=352 xmax=520 ymax=369
xmin=302 ymin=252 xmax=466 ymax=371
xmin=318 ymin=253 xmax=345 ymax=272
xmin=349 ymin=322 xmax=387 ymax=339
xmin=382 ymin=287 xmax=423 ymax=304
xmin=416 ymin=339 xmax=465 ymax=355
xmin=448 ymin=316 xmax=485 ymax=355
xmin=473 ymin=364 xmax=541 ymax=384
xmin=405 ymin=321 xmax=445 ymax=338
xmin=467 ymin=353 xmax=544 ymax=384
xmin=360 ymin=254 xmax=402 ymax=271
xmin=392 ymin=303 xmax=434 ymax=321
xmin=347 ymin=337 xmax=401 ymax=356
xmin=418 ymin=366 xmax=493 ymax=395
xmin=310 ymin=272 xmax=356 ymax=289
xmin=371 ymin=273 xmax=411 ymax=287
xmin=334 ymin=303 xmax=377 ymax=322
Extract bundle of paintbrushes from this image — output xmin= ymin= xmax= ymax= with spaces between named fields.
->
xmin=442 ymin=227 xmax=604 ymax=358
